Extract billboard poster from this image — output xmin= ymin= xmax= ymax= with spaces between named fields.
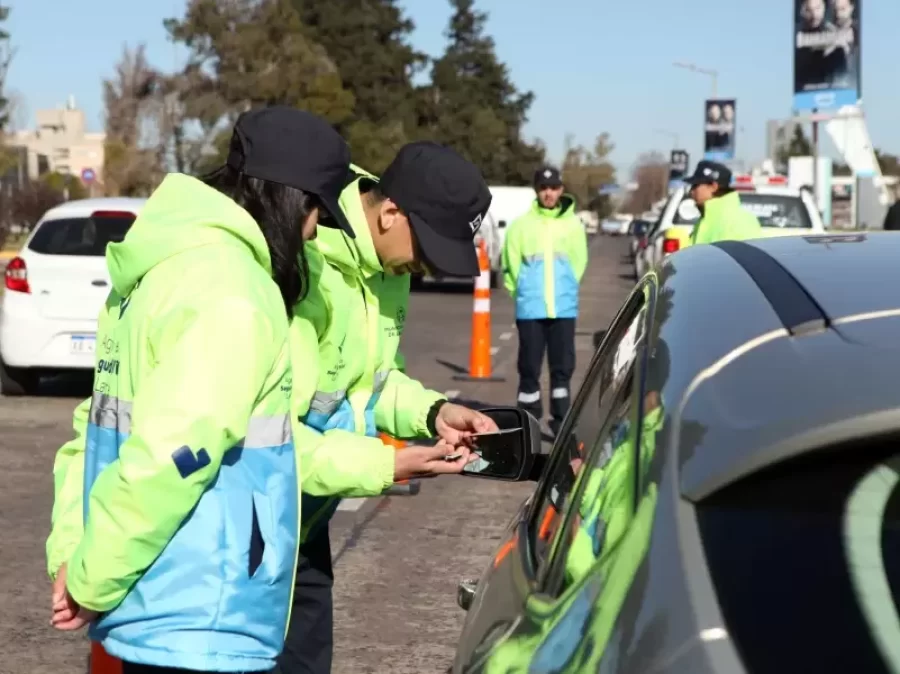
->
xmin=793 ymin=0 xmax=860 ymax=112
xmin=669 ymin=150 xmax=689 ymax=181
xmin=703 ymin=99 xmax=736 ymax=161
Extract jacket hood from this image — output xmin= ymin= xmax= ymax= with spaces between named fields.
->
xmin=311 ymin=164 xmax=382 ymax=280
xmin=106 ymin=174 xmax=272 ymax=297
xmin=531 ymin=194 xmax=577 ymax=218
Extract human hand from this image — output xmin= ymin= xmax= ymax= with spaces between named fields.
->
xmin=434 ymin=403 xmax=498 ymax=444
xmin=50 ymin=564 xmax=98 ymax=631
xmin=394 ymin=441 xmax=477 ymax=482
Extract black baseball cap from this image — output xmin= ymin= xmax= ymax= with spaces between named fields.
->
xmin=534 ymin=166 xmax=563 ymax=188
xmin=685 ymin=160 xmax=732 ymax=188
xmin=226 ymin=105 xmax=355 ymax=238
xmin=380 ymin=142 xmax=492 ymax=277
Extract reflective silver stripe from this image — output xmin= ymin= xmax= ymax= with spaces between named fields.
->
xmin=241 ymin=414 xmax=292 ymax=449
xmin=89 ymin=391 xmax=289 ymax=449
xmin=522 ymin=253 xmax=570 ymax=264
xmin=89 ymin=391 xmax=132 ymax=434
xmin=517 ymin=391 xmax=541 ymax=404
xmin=309 ymin=389 xmax=346 ymax=416
xmin=373 ymin=370 xmax=390 ymax=394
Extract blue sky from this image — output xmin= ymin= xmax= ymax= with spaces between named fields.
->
xmin=6 ymin=0 xmax=896 ymax=179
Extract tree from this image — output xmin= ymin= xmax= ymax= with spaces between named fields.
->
xmin=0 ymin=4 xmax=13 ymax=135
xmin=291 ymin=0 xmax=425 ymax=171
xmin=622 ymin=152 xmax=668 ymax=214
xmin=102 ymin=44 xmax=163 ymax=196
xmin=561 ymin=132 xmax=616 ymax=215
xmin=165 ymin=0 xmax=355 ymax=173
xmin=417 ymin=0 xmax=544 ymax=183
xmin=875 ymin=149 xmax=900 ymax=177
xmin=775 ymin=125 xmax=813 ymax=171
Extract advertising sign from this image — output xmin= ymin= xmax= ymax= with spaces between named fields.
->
xmin=669 ymin=150 xmax=689 ymax=181
xmin=703 ymin=99 xmax=736 ymax=161
xmin=793 ymin=0 xmax=860 ymax=112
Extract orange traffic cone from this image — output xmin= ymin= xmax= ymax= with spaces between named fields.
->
xmin=90 ymin=642 xmax=122 ymax=674
xmin=454 ymin=240 xmax=505 ymax=382
xmin=380 ymin=432 xmax=421 ymax=496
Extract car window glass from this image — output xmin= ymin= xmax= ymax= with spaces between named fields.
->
xmin=530 ymin=292 xmax=647 ymax=577
xmin=28 ymin=215 xmax=135 ymax=256
xmin=697 ymin=444 xmax=900 ymax=673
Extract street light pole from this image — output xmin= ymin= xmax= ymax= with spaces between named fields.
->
xmin=673 ymin=61 xmax=719 ymax=98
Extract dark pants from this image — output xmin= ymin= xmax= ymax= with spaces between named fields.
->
xmin=274 ymin=526 xmax=334 ymax=674
xmin=516 ymin=318 xmax=576 ymax=431
xmin=122 ymin=665 xmax=264 ymax=674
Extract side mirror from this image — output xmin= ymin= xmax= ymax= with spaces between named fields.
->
xmin=499 ymin=220 xmax=507 ymax=228
xmin=460 ymin=406 xmax=541 ymax=481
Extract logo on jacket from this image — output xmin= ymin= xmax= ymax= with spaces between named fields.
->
xmin=171 ymin=445 xmax=211 ymax=479
xmin=469 ymin=213 xmax=483 ymax=235
xmin=396 ymin=306 xmax=406 ymax=328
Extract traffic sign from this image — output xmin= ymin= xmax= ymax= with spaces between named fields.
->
xmin=81 ymin=168 xmax=96 ymax=184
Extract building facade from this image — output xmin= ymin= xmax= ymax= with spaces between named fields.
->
xmin=13 ymin=96 xmax=105 ymax=185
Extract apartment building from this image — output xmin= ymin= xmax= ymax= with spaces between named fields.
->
xmin=13 ymin=96 xmax=105 ymax=183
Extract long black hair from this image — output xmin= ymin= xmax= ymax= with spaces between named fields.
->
xmin=201 ymin=164 xmax=317 ymax=316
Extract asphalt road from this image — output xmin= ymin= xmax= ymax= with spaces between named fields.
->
xmin=0 ymin=235 xmax=634 ymax=674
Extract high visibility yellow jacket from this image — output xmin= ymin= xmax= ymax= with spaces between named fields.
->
xmin=289 ymin=166 xmax=446 ymax=539
xmin=501 ymin=196 xmax=588 ymax=320
xmin=46 ymin=174 xmax=298 ymax=671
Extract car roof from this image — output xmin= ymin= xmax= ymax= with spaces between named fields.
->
xmin=650 ymin=232 xmax=900 ymax=500
xmin=39 ymin=197 xmax=147 ymax=221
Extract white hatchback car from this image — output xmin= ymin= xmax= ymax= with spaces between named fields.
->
xmin=635 ymin=176 xmax=825 ymax=278
xmin=0 ymin=198 xmax=145 ymax=395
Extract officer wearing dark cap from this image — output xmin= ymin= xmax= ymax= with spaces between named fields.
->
xmin=277 ymin=142 xmax=497 ymax=674
xmin=684 ymin=160 xmax=761 ymax=246
xmin=501 ymin=165 xmax=588 ymax=437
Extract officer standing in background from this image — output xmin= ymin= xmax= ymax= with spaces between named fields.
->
xmin=685 ymin=160 xmax=762 ymax=245
xmin=501 ymin=166 xmax=588 ymax=436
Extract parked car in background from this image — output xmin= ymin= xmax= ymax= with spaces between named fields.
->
xmin=601 ymin=213 xmax=632 ymax=236
xmin=637 ymin=174 xmax=825 ymax=275
xmin=451 ymin=231 xmax=900 ymax=673
xmin=578 ymin=210 xmax=599 ymax=236
xmin=628 ymin=218 xmax=651 ymax=261
xmin=0 ymin=198 xmax=145 ymax=395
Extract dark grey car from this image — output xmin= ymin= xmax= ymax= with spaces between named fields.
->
xmin=453 ymin=231 xmax=900 ymax=673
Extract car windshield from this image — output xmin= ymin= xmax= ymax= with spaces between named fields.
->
xmin=27 ymin=213 xmax=136 ymax=256
xmin=673 ymin=192 xmax=813 ymax=229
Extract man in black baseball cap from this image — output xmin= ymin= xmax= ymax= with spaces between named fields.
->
xmin=501 ymin=164 xmax=588 ymax=436
xmin=225 ymin=105 xmax=355 ymax=238
xmin=683 ymin=160 xmax=761 ymax=245
xmin=374 ymin=141 xmax=493 ymax=276
xmin=278 ymin=142 xmax=498 ymax=674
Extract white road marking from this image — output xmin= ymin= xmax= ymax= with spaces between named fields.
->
xmin=490 ymin=346 xmax=500 ymax=355
xmin=499 ymin=332 xmax=512 ymax=341
xmin=337 ymin=498 xmax=367 ymax=512
xmin=444 ymin=389 xmax=460 ymax=399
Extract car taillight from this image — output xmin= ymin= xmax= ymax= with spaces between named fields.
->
xmin=662 ymin=239 xmax=680 ymax=255
xmin=5 ymin=256 xmax=29 ymax=293
xmin=639 ymin=238 xmax=648 ymax=250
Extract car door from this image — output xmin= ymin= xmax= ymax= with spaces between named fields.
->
xmin=453 ymin=279 xmax=656 ymax=673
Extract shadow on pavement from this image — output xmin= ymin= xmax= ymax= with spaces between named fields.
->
xmin=436 ymin=358 xmax=468 ymax=375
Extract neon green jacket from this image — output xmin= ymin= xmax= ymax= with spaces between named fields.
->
xmin=289 ymin=166 xmax=445 ymax=539
xmin=688 ymin=190 xmax=763 ymax=246
xmin=501 ymin=196 xmax=588 ymax=320
xmin=45 ymin=174 xmax=298 ymax=671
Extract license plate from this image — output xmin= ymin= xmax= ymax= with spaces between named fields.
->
xmin=71 ymin=335 xmax=96 ymax=355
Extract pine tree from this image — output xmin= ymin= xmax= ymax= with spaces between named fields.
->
xmin=291 ymin=0 xmax=425 ymax=171
xmin=419 ymin=0 xmax=544 ymax=183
